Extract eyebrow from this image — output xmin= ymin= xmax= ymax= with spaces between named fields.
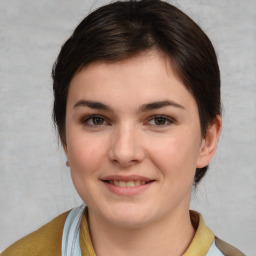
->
xmin=139 ymin=100 xmax=185 ymax=112
xmin=73 ymin=100 xmax=113 ymax=111
xmin=73 ymin=100 xmax=184 ymax=112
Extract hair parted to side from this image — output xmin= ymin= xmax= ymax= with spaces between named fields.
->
xmin=52 ymin=0 xmax=221 ymax=185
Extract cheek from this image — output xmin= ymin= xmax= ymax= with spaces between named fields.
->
xmin=145 ymin=134 xmax=198 ymax=209
xmin=67 ymin=134 xmax=107 ymax=175
xmin=147 ymin=131 xmax=201 ymax=179
xmin=67 ymin=135 xmax=109 ymax=203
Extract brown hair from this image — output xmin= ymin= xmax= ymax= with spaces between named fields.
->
xmin=52 ymin=0 xmax=221 ymax=185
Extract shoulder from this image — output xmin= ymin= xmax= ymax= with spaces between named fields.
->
xmin=215 ymin=237 xmax=246 ymax=256
xmin=1 ymin=211 xmax=70 ymax=256
xmin=189 ymin=211 xmax=246 ymax=256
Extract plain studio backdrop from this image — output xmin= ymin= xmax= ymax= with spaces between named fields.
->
xmin=0 ymin=0 xmax=255 ymax=255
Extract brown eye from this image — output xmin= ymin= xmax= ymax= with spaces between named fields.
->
xmin=92 ymin=117 xmax=104 ymax=125
xmin=154 ymin=117 xmax=167 ymax=125
xmin=148 ymin=115 xmax=173 ymax=127
xmin=82 ymin=115 xmax=107 ymax=126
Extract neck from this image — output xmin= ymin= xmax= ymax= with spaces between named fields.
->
xmin=88 ymin=209 xmax=195 ymax=256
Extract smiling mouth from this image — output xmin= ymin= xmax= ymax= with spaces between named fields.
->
xmin=104 ymin=180 xmax=152 ymax=187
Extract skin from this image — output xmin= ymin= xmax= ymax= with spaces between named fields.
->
xmin=64 ymin=50 xmax=221 ymax=256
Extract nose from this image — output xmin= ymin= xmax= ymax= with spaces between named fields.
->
xmin=108 ymin=124 xmax=146 ymax=167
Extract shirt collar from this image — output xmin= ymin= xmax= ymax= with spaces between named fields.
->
xmin=182 ymin=210 xmax=214 ymax=256
xmin=80 ymin=208 xmax=214 ymax=256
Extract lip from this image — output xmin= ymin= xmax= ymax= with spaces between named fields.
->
xmin=101 ymin=175 xmax=152 ymax=182
xmin=101 ymin=175 xmax=155 ymax=196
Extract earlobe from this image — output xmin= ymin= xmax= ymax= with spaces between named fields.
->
xmin=197 ymin=115 xmax=222 ymax=168
xmin=63 ymin=143 xmax=70 ymax=166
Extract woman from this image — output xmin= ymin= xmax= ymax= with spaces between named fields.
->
xmin=1 ymin=0 xmax=245 ymax=255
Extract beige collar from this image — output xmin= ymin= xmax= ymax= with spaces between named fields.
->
xmin=80 ymin=208 xmax=214 ymax=256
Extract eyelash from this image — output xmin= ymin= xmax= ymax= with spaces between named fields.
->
xmin=81 ymin=114 xmax=175 ymax=127
xmin=82 ymin=115 xmax=108 ymax=127
xmin=147 ymin=115 xmax=175 ymax=127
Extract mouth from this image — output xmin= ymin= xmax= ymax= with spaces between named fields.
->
xmin=103 ymin=180 xmax=152 ymax=187
xmin=101 ymin=175 xmax=155 ymax=195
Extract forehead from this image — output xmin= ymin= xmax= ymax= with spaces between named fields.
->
xmin=72 ymin=50 xmax=181 ymax=86
xmin=67 ymin=51 xmax=197 ymax=111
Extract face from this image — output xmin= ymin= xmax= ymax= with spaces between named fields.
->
xmin=64 ymin=51 xmax=216 ymax=228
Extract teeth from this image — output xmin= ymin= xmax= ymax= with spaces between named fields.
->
xmin=127 ymin=181 xmax=135 ymax=187
xmin=109 ymin=180 xmax=148 ymax=187
xmin=119 ymin=181 xmax=126 ymax=187
xmin=134 ymin=180 xmax=140 ymax=186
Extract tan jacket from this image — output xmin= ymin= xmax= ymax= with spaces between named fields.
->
xmin=1 ymin=209 xmax=245 ymax=256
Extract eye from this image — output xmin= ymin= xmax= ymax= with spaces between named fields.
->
xmin=82 ymin=115 xmax=107 ymax=126
xmin=148 ymin=115 xmax=174 ymax=126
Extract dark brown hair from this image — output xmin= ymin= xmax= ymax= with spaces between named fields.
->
xmin=52 ymin=0 xmax=221 ymax=185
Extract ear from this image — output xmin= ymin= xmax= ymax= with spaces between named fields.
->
xmin=196 ymin=115 xmax=222 ymax=168
xmin=63 ymin=143 xmax=70 ymax=167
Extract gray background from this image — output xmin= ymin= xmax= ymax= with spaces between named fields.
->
xmin=0 ymin=0 xmax=255 ymax=255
